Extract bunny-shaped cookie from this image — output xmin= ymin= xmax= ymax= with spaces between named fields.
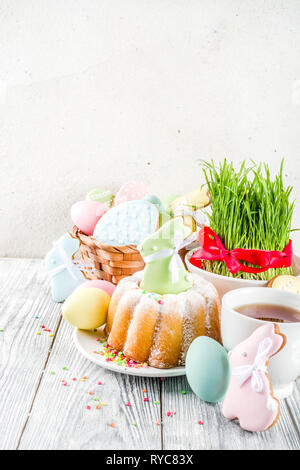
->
xmin=139 ymin=217 xmax=196 ymax=294
xmin=45 ymin=233 xmax=87 ymax=302
xmin=222 ymin=323 xmax=286 ymax=432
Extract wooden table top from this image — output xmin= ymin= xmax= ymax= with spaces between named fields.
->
xmin=0 ymin=258 xmax=299 ymax=450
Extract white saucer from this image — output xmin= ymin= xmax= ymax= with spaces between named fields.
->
xmin=73 ymin=327 xmax=186 ymax=378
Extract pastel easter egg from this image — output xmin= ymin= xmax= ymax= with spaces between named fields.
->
xmin=86 ymin=188 xmax=114 ymax=207
xmin=62 ymin=287 xmax=110 ymax=330
xmin=71 ymin=200 xmax=108 ymax=235
xmin=143 ymin=194 xmax=164 ymax=213
xmin=186 ymin=337 xmax=230 ymax=403
xmin=93 ymin=200 xmax=159 ymax=246
xmin=77 ymin=280 xmax=116 ymax=298
xmin=114 ymin=181 xmax=150 ymax=206
xmin=143 ymin=194 xmax=171 ymax=226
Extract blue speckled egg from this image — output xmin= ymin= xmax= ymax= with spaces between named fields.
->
xmin=186 ymin=336 xmax=231 ymax=403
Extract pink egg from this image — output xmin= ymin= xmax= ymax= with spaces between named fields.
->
xmin=71 ymin=200 xmax=107 ymax=235
xmin=114 ymin=181 xmax=150 ymax=206
xmin=77 ymin=280 xmax=116 ymax=298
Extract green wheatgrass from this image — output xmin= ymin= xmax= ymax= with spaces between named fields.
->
xmin=199 ymin=159 xmax=296 ymax=281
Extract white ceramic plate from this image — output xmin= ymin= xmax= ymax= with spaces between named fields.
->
xmin=73 ymin=327 xmax=186 ymax=378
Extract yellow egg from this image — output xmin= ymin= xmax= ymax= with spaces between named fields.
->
xmin=62 ymin=287 xmax=110 ymax=329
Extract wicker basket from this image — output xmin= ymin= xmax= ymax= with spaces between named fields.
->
xmin=72 ymin=226 xmax=145 ymax=285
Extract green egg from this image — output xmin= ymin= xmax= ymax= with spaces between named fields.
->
xmin=143 ymin=194 xmax=171 ymax=226
xmin=143 ymin=194 xmax=165 ymax=212
xmin=186 ymin=336 xmax=231 ymax=403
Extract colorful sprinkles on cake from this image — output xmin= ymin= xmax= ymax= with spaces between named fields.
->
xmin=136 ymin=287 xmax=164 ymax=304
xmin=94 ymin=338 xmax=148 ymax=369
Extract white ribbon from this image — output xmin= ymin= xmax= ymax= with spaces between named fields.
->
xmin=231 ymin=337 xmax=273 ymax=393
xmin=173 ymin=205 xmax=210 ymax=227
xmin=48 ymin=240 xmax=94 ymax=281
xmin=142 ymin=231 xmax=197 ymax=283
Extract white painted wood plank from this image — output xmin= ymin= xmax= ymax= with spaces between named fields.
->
xmin=284 ymin=379 xmax=300 ymax=443
xmin=161 ymin=376 xmax=300 ymax=450
xmin=19 ymin=320 xmax=162 ymax=450
xmin=0 ymin=258 xmax=62 ymax=450
xmin=1 ymin=258 xmax=299 ymax=450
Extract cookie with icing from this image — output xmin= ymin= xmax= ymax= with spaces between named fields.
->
xmin=86 ymin=188 xmax=114 ymax=207
xmin=162 ymin=194 xmax=181 ymax=214
xmin=143 ymin=194 xmax=171 ymax=226
xmin=45 ymin=233 xmax=87 ymax=302
xmin=114 ymin=181 xmax=149 ymax=206
xmin=139 ymin=217 xmax=196 ymax=294
xmin=268 ymin=275 xmax=300 ymax=295
xmin=170 ymin=188 xmax=210 ymax=230
xmin=93 ymin=200 xmax=159 ymax=246
xmin=222 ymin=323 xmax=286 ymax=432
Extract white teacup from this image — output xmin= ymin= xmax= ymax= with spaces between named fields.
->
xmin=221 ymin=287 xmax=300 ymax=399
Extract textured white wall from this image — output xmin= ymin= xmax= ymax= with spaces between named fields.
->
xmin=1 ymin=0 xmax=299 ymax=257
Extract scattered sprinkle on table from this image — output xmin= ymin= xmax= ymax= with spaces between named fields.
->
xmin=142 ymin=389 xmax=147 ymax=393
xmin=125 ymin=402 xmax=131 ymax=407
xmin=93 ymin=397 xmax=99 ymax=402
xmin=156 ymin=420 xmax=161 ymax=426
xmin=101 ymin=401 xmax=107 ymax=406
xmin=166 ymin=411 xmax=176 ymax=417
xmin=181 ymin=390 xmax=187 ymax=395
xmin=36 ymin=332 xmax=41 ymax=336
xmin=198 ymin=420 xmax=203 ymax=425
xmin=131 ymin=422 xmax=137 ymax=426
xmin=98 ymin=381 xmax=102 ymax=385
xmin=96 ymin=405 xmax=101 ymax=410
xmin=88 ymin=391 xmax=94 ymax=395
xmin=62 ymin=366 xmax=68 ymax=371
xmin=109 ymin=422 xmax=115 ymax=428
xmin=154 ymin=401 xmax=160 ymax=405
xmin=86 ymin=406 xmax=91 ymax=410
xmin=72 ymin=378 xmax=77 ymax=381
xmin=143 ymin=398 xmax=149 ymax=402
xmin=0 ymin=329 xmax=4 ymax=332
xmin=50 ymin=371 xmax=56 ymax=375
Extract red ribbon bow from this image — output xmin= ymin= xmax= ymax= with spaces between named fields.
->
xmin=190 ymin=227 xmax=293 ymax=274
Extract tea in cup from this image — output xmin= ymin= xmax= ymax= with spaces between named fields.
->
xmin=221 ymin=287 xmax=300 ymax=399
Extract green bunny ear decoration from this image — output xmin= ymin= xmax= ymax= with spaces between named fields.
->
xmin=140 ymin=217 xmax=196 ymax=295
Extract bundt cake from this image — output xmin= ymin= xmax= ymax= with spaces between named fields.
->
xmin=106 ymin=271 xmax=221 ymax=368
